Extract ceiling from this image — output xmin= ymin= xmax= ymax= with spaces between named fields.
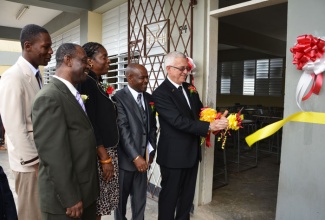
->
xmin=0 ymin=0 xmax=117 ymax=41
xmin=0 ymin=0 xmax=288 ymax=56
xmin=0 ymin=0 xmax=62 ymax=29
xmin=220 ymin=2 xmax=287 ymax=41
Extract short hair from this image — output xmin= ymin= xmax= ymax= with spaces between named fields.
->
xmin=164 ymin=51 xmax=186 ymax=69
xmin=55 ymin=43 xmax=78 ymax=68
xmin=20 ymin=24 xmax=49 ymax=49
xmin=82 ymin=42 xmax=104 ymax=59
xmin=125 ymin=63 xmax=140 ymax=77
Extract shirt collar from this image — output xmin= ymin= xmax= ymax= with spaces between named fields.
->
xmin=127 ymin=85 xmax=143 ymax=102
xmin=167 ymin=76 xmax=182 ymax=89
xmin=20 ymin=56 xmax=39 ymax=76
xmin=53 ymin=75 xmax=78 ymax=97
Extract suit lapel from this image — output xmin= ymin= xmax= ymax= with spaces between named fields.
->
xmin=143 ymin=93 xmax=151 ymax=134
xmin=123 ymin=87 xmax=143 ymax=123
xmin=165 ymin=79 xmax=193 ymax=116
xmin=164 ymin=79 xmax=192 ymax=113
xmin=51 ymin=78 xmax=89 ymax=120
xmin=17 ymin=57 xmax=40 ymax=93
xmin=183 ymin=83 xmax=194 ymax=109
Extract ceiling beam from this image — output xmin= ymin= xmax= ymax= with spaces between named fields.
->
xmin=0 ymin=26 xmax=21 ymax=41
xmin=43 ymin=12 xmax=80 ymax=37
xmin=211 ymin=0 xmax=287 ymax=18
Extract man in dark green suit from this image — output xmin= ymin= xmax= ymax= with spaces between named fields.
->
xmin=32 ymin=43 xmax=99 ymax=219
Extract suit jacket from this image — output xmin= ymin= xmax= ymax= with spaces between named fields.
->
xmin=0 ymin=56 xmax=40 ymax=172
xmin=78 ymin=71 xmax=119 ymax=149
xmin=113 ymin=86 xmax=157 ymax=172
xmin=32 ymin=77 xmax=99 ymax=214
xmin=152 ymin=79 xmax=209 ymax=168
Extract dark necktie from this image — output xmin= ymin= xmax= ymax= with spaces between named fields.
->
xmin=137 ymin=93 xmax=148 ymax=160
xmin=137 ymin=93 xmax=147 ymax=124
xmin=35 ymin=71 xmax=42 ymax=89
xmin=178 ymin=86 xmax=189 ymax=107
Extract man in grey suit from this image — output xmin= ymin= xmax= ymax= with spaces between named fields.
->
xmin=114 ymin=63 xmax=157 ymax=220
xmin=0 ymin=24 xmax=52 ymax=219
xmin=32 ymin=43 xmax=99 ymax=219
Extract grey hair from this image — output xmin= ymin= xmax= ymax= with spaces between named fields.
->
xmin=164 ymin=51 xmax=186 ymax=69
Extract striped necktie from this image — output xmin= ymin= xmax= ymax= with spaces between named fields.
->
xmin=137 ymin=93 xmax=147 ymax=123
xmin=76 ymin=91 xmax=86 ymax=113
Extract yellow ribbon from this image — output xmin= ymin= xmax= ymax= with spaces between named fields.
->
xmin=245 ymin=112 xmax=325 ymax=147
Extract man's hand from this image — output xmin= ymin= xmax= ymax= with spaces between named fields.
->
xmin=148 ymin=153 xmax=155 ymax=165
xmin=133 ymin=156 xmax=148 ymax=172
xmin=32 ymin=163 xmax=39 ymax=178
xmin=209 ymin=110 xmax=229 ymax=132
xmin=66 ymin=201 xmax=83 ymax=218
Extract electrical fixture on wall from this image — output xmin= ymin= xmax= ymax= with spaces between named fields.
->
xmin=16 ymin=5 xmax=29 ymax=20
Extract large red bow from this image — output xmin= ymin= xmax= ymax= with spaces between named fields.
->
xmin=290 ymin=34 xmax=325 ymax=103
xmin=290 ymin=34 xmax=325 ymax=70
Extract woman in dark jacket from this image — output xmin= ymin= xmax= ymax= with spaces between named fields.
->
xmin=78 ymin=42 xmax=119 ymax=220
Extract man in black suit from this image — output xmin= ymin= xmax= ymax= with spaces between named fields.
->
xmin=153 ymin=51 xmax=228 ymax=220
xmin=113 ymin=63 xmax=157 ymax=220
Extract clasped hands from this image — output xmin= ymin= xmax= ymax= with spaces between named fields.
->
xmin=66 ymin=201 xmax=83 ymax=218
xmin=134 ymin=154 xmax=154 ymax=173
xmin=209 ymin=110 xmax=229 ymax=132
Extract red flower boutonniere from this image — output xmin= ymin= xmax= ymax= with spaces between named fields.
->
xmin=149 ymin=102 xmax=155 ymax=112
xmin=100 ymin=82 xmax=115 ymax=95
xmin=188 ymin=85 xmax=197 ymax=95
xmin=106 ymin=86 xmax=114 ymax=95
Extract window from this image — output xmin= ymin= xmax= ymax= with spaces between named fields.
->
xmin=102 ymin=3 xmax=129 ymax=91
xmin=218 ymin=58 xmax=284 ymax=96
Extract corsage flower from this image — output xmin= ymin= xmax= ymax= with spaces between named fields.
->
xmin=188 ymin=85 xmax=197 ymax=95
xmin=81 ymin=95 xmax=89 ymax=103
xmin=100 ymin=82 xmax=115 ymax=95
xmin=217 ymin=111 xmax=243 ymax=149
xmin=199 ymin=107 xmax=219 ymax=147
xmin=199 ymin=107 xmax=243 ymax=149
xmin=149 ymin=102 xmax=155 ymax=112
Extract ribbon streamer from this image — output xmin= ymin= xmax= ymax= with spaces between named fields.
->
xmin=245 ymin=112 xmax=325 ymax=147
xmin=301 ymin=73 xmax=323 ymax=101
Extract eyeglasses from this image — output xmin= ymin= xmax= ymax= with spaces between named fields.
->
xmin=169 ymin=66 xmax=191 ymax=72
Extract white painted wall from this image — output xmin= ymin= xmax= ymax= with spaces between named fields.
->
xmin=276 ymin=0 xmax=325 ymax=219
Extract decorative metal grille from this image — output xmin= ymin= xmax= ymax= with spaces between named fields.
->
xmin=128 ymin=0 xmax=195 ymax=199
xmin=128 ymin=0 xmax=195 ymax=92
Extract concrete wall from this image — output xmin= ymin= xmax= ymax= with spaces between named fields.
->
xmin=276 ymin=0 xmax=325 ymax=219
xmin=0 ymin=40 xmax=21 ymax=75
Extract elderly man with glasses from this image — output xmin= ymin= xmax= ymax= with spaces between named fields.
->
xmin=153 ymin=51 xmax=228 ymax=220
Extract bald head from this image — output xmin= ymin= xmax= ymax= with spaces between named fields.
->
xmin=126 ymin=63 xmax=149 ymax=93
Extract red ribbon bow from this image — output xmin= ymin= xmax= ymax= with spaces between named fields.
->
xmin=290 ymin=34 xmax=325 ymax=102
xmin=290 ymin=34 xmax=325 ymax=70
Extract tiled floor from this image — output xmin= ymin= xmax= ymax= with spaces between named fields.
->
xmin=0 ymin=146 xmax=279 ymax=220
